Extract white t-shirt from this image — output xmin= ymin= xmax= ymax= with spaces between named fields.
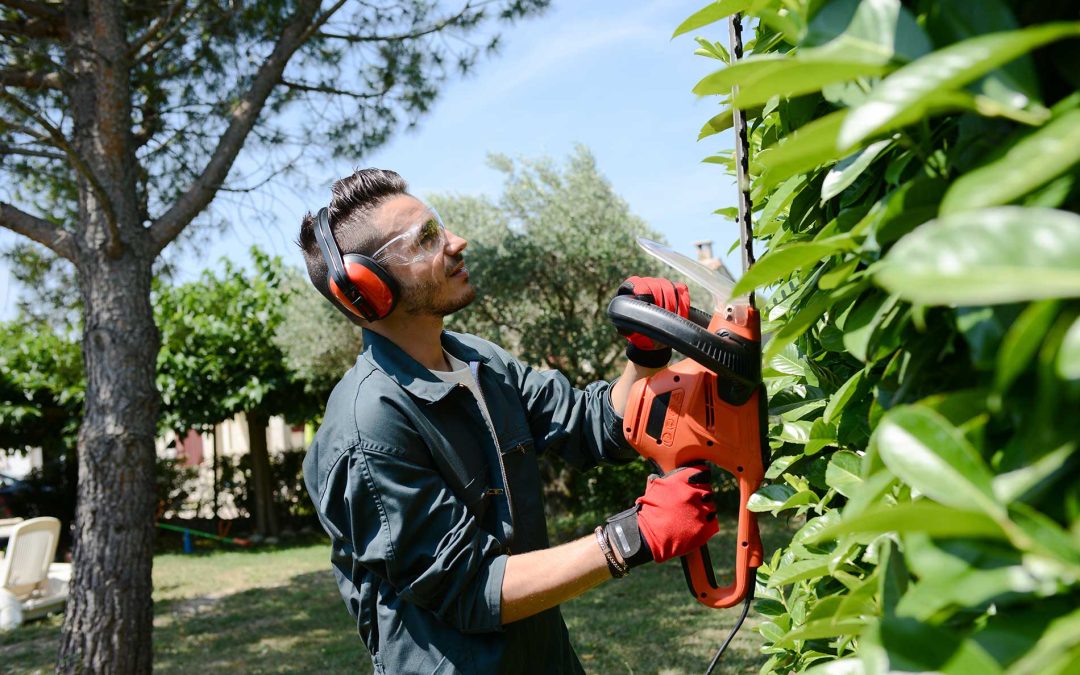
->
xmin=431 ymin=351 xmax=495 ymax=434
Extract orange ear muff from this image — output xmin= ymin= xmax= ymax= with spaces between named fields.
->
xmin=328 ymin=254 xmax=399 ymax=321
xmin=313 ymin=207 xmax=399 ymax=322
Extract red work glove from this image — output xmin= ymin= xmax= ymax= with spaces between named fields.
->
xmin=603 ymin=466 xmax=718 ymax=568
xmin=616 ymin=276 xmax=690 ymax=367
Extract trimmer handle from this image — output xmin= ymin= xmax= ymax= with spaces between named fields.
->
xmin=607 ymin=296 xmax=759 ymax=392
xmin=680 ymin=457 xmax=764 ymax=608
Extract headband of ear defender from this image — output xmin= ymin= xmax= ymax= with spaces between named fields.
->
xmin=313 ymin=207 xmax=400 ymax=321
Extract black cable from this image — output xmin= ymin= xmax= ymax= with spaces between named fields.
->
xmin=704 ymin=571 xmax=757 ymax=675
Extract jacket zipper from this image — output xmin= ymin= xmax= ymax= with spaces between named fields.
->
xmin=468 ymin=361 xmax=516 ymax=551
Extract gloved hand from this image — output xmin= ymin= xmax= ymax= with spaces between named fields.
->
xmin=616 ymin=276 xmax=690 ymax=367
xmin=603 ymin=466 xmax=717 ymax=569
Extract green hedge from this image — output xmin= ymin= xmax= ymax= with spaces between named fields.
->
xmin=682 ymin=1 xmax=1080 ymax=673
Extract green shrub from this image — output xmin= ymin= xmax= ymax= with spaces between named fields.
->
xmin=682 ymin=1 xmax=1080 ymax=672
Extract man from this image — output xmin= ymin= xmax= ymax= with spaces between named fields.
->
xmin=298 ymin=168 xmax=717 ymax=674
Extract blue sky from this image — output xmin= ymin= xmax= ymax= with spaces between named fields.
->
xmin=0 ymin=0 xmax=744 ymax=318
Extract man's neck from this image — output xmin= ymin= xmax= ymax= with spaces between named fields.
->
xmin=365 ymin=313 xmax=450 ymax=371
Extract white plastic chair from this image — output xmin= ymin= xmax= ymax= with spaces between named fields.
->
xmin=0 ymin=516 xmax=71 ymax=630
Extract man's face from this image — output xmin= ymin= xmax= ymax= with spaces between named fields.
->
xmin=372 ymin=195 xmax=476 ymax=318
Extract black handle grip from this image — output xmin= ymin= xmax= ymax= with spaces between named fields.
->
xmin=607 ymin=295 xmax=760 ymax=386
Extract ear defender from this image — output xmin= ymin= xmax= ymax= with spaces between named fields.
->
xmin=313 ymin=207 xmax=400 ymax=321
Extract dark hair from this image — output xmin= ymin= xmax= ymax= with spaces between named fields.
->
xmin=297 ymin=168 xmax=410 ymax=324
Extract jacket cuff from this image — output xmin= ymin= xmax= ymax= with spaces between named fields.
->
xmin=469 ymin=553 xmax=508 ymax=634
xmin=603 ymin=380 xmax=638 ymax=462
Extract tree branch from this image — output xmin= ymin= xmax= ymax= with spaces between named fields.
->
xmin=0 ymin=142 xmax=65 ymax=160
xmin=128 ymin=0 xmax=187 ymax=56
xmin=281 ymin=77 xmax=385 ymax=99
xmin=317 ymin=3 xmax=475 ymax=44
xmin=0 ymin=0 xmax=63 ymax=21
xmin=0 ymin=88 xmax=118 ymax=243
xmin=134 ymin=0 xmax=204 ymax=64
xmin=149 ymin=0 xmax=347 ymax=253
xmin=0 ymin=67 xmax=62 ymax=89
xmin=0 ymin=201 xmax=76 ymax=260
xmin=0 ymin=17 xmax=64 ymax=38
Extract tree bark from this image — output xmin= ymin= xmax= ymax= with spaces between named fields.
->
xmin=246 ymin=410 xmax=278 ymax=537
xmin=59 ymin=253 xmax=159 ymax=673
xmin=57 ymin=1 xmax=158 ymax=671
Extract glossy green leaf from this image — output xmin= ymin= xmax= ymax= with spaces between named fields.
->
xmin=731 ymin=236 xmax=855 ymax=297
xmin=768 ymin=558 xmax=833 ymax=588
xmin=764 ymin=454 xmax=799 ymax=480
xmin=1006 ymin=606 xmax=1080 ymax=675
xmin=823 ymin=369 xmax=865 ymax=424
xmin=941 ymin=109 xmax=1080 ymax=214
xmin=1058 ymin=314 xmax=1080 ymax=380
xmin=694 ymin=56 xmax=888 ymax=106
xmin=748 ymin=483 xmax=797 ymax=512
xmin=992 ymin=443 xmax=1075 ymax=504
xmin=873 ymin=405 xmax=1002 ymax=516
xmin=804 ymin=0 xmax=930 ymax=63
xmin=763 ymin=281 xmax=868 ymax=362
xmin=754 ymin=109 xmax=849 ymax=191
xmin=698 ymin=109 xmax=734 ymax=140
xmin=775 ymin=617 xmax=867 ymax=647
xmin=779 ymin=420 xmax=812 ymax=444
xmin=826 ymin=450 xmax=863 ymax=498
xmin=766 ymin=343 xmax=807 ymax=377
xmin=693 ymin=36 xmax=730 ymax=62
xmin=802 ymin=658 xmax=865 ymax=675
xmin=792 ymin=510 xmax=843 ymax=545
xmin=994 ymin=300 xmax=1061 ymax=394
xmin=821 ymin=138 xmax=892 ymax=202
xmin=926 ymin=0 xmax=1040 ymax=107
xmin=673 ymin=0 xmax=750 ymax=38
xmin=842 ymin=293 xmax=900 ymax=362
xmin=1009 ymin=503 xmax=1080 ymax=567
xmin=875 ymin=207 xmax=1080 ymax=305
xmin=840 ymin=22 xmax=1080 ymax=149
xmin=804 ymin=418 xmax=838 ymax=456
xmin=804 ymin=500 xmax=1006 ymax=542
xmin=871 ymin=617 xmax=1004 ymax=674
xmin=755 ymin=174 xmax=805 ymax=237
xmin=778 ymin=489 xmax=819 ymax=512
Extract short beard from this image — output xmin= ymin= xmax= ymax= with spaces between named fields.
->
xmin=398 ymin=276 xmax=476 ymax=317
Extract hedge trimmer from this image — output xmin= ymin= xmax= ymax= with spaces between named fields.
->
xmin=606 ymin=12 xmax=765 ymax=674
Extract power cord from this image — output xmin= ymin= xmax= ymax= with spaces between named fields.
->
xmin=704 ymin=571 xmax=756 ymax=675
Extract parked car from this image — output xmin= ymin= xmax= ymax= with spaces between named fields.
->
xmin=0 ymin=473 xmax=56 ymax=519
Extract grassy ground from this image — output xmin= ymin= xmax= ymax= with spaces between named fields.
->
xmin=0 ymin=518 xmax=791 ymax=674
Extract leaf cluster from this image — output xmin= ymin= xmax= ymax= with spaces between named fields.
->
xmin=683 ymin=0 xmax=1080 ymax=672
xmin=0 ymin=320 xmax=83 ymax=459
xmin=154 ymin=248 xmax=321 ymax=432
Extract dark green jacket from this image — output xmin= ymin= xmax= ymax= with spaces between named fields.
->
xmin=303 ymin=329 xmax=636 ymax=674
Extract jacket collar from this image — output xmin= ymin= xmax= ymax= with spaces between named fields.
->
xmin=361 ymin=328 xmax=490 ymax=403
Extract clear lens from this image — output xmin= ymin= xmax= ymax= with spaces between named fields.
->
xmin=372 ymin=208 xmax=446 ymax=266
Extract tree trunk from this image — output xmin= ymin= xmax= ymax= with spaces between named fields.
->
xmin=246 ymin=410 xmax=278 ymax=537
xmin=58 ymin=253 xmax=159 ymax=673
xmin=58 ymin=1 xmax=158 ymax=670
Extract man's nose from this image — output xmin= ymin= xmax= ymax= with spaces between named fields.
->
xmin=445 ymin=230 xmax=468 ymax=255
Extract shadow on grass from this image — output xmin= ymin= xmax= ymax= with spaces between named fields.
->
xmin=0 ymin=569 xmax=370 ymax=675
xmin=152 ymin=570 xmax=369 ymax=675
xmin=1 ymin=517 xmax=794 ymax=674
xmin=563 ymin=516 xmax=794 ymax=674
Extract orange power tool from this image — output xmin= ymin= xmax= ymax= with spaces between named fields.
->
xmin=607 ymin=276 xmax=769 ymax=609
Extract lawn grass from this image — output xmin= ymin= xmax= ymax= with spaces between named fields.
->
xmin=0 ymin=517 xmax=792 ymax=674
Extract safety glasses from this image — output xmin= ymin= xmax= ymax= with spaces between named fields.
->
xmin=371 ymin=208 xmax=447 ymax=267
